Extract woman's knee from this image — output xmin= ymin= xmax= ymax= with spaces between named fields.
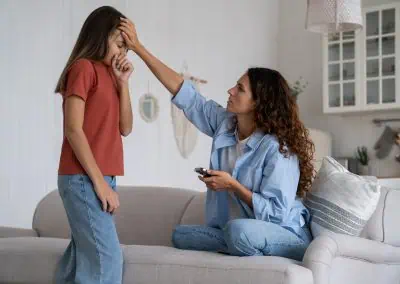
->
xmin=171 ymin=226 xmax=180 ymax=248
xmin=223 ymin=219 xmax=254 ymax=240
xmin=171 ymin=225 xmax=191 ymax=249
xmin=172 ymin=225 xmax=227 ymax=252
xmin=223 ymin=219 xmax=260 ymax=256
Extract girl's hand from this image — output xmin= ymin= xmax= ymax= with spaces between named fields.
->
xmin=94 ymin=179 xmax=120 ymax=214
xmin=112 ymin=54 xmax=134 ymax=86
xmin=198 ymin=170 xmax=236 ymax=192
xmin=119 ymin=18 xmax=141 ymax=52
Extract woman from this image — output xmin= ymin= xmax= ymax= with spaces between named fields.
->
xmin=119 ymin=18 xmax=315 ymax=261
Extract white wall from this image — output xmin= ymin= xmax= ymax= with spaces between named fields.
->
xmin=278 ymin=0 xmax=400 ymax=179
xmin=0 ymin=0 xmax=279 ymax=228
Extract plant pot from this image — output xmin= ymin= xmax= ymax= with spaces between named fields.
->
xmin=358 ymin=164 xmax=370 ymax=176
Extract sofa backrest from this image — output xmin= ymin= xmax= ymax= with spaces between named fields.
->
xmin=32 ymin=186 xmax=198 ymax=247
xmin=32 ymin=184 xmax=400 ymax=247
xmin=309 ymin=128 xmax=332 ymax=172
xmin=361 ymin=186 xmax=400 ymax=246
xmin=180 ymin=192 xmax=206 ymax=225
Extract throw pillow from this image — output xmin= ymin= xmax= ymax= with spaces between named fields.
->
xmin=304 ymin=156 xmax=381 ymax=238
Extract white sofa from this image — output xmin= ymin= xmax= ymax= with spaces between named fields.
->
xmin=0 ymin=186 xmax=314 ymax=284
xmin=1 ymin=185 xmax=399 ymax=284
xmin=2 ymin=129 xmax=399 ymax=284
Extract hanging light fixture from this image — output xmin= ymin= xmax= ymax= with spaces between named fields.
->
xmin=306 ymin=0 xmax=363 ymax=33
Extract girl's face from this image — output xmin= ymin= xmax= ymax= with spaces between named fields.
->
xmin=103 ymin=30 xmax=128 ymax=66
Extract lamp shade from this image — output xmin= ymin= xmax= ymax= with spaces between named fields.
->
xmin=306 ymin=0 xmax=363 ymax=33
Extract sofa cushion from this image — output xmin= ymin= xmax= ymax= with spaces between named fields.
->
xmin=362 ymin=187 xmax=400 ymax=247
xmin=113 ymin=186 xmax=196 ymax=246
xmin=382 ymin=188 xmax=400 ymax=246
xmin=304 ymin=156 xmax=381 ymax=238
xmin=0 ymin=237 xmax=312 ymax=284
xmin=33 ymin=186 xmax=197 ymax=246
xmin=124 ymin=246 xmax=312 ymax=284
xmin=0 ymin=237 xmax=66 ymax=283
xmin=180 ymin=192 xmax=206 ymax=225
xmin=360 ymin=186 xmax=388 ymax=241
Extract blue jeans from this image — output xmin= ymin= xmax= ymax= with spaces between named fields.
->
xmin=172 ymin=219 xmax=312 ymax=261
xmin=56 ymin=175 xmax=123 ymax=284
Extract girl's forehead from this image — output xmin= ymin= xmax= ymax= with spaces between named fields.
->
xmin=110 ymin=30 xmax=123 ymax=41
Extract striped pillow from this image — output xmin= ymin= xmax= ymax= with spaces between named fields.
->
xmin=305 ymin=156 xmax=381 ymax=237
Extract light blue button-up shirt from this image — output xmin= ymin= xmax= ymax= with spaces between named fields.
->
xmin=172 ymin=80 xmax=310 ymax=236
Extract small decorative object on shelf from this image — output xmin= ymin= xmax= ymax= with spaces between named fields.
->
xmin=290 ymin=77 xmax=308 ymax=101
xmin=356 ymin=146 xmax=370 ymax=175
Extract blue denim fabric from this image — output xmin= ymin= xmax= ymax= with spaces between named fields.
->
xmin=172 ymin=220 xmax=312 ymax=261
xmin=56 ymin=175 xmax=123 ymax=284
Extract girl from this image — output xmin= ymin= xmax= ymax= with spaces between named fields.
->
xmin=119 ymin=18 xmax=315 ymax=261
xmin=54 ymin=6 xmax=133 ymax=284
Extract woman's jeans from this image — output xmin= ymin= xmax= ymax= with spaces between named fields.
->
xmin=56 ymin=175 xmax=123 ymax=284
xmin=172 ymin=219 xmax=312 ymax=261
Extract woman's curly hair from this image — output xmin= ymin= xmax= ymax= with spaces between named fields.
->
xmin=248 ymin=68 xmax=315 ymax=197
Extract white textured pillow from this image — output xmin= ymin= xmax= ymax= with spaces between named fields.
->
xmin=305 ymin=156 xmax=381 ymax=238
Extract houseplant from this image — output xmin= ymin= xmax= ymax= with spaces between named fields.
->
xmin=356 ymin=146 xmax=370 ymax=175
xmin=290 ymin=77 xmax=308 ymax=101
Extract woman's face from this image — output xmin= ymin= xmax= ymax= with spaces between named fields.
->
xmin=227 ymin=73 xmax=255 ymax=115
xmin=103 ymin=30 xmax=128 ymax=66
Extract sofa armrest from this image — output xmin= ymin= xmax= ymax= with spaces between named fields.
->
xmin=0 ymin=226 xmax=38 ymax=238
xmin=303 ymin=233 xmax=400 ymax=284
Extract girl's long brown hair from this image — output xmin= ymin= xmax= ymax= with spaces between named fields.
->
xmin=248 ymin=68 xmax=315 ymax=197
xmin=55 ymin=6 xmax=125 ymax=93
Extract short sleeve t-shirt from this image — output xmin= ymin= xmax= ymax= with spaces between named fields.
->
xmin=58 ymin=59 xmax=124 ymax=176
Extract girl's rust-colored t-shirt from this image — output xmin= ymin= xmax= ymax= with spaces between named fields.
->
xmin=58 ymin=59 xmax=124 ymax=176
